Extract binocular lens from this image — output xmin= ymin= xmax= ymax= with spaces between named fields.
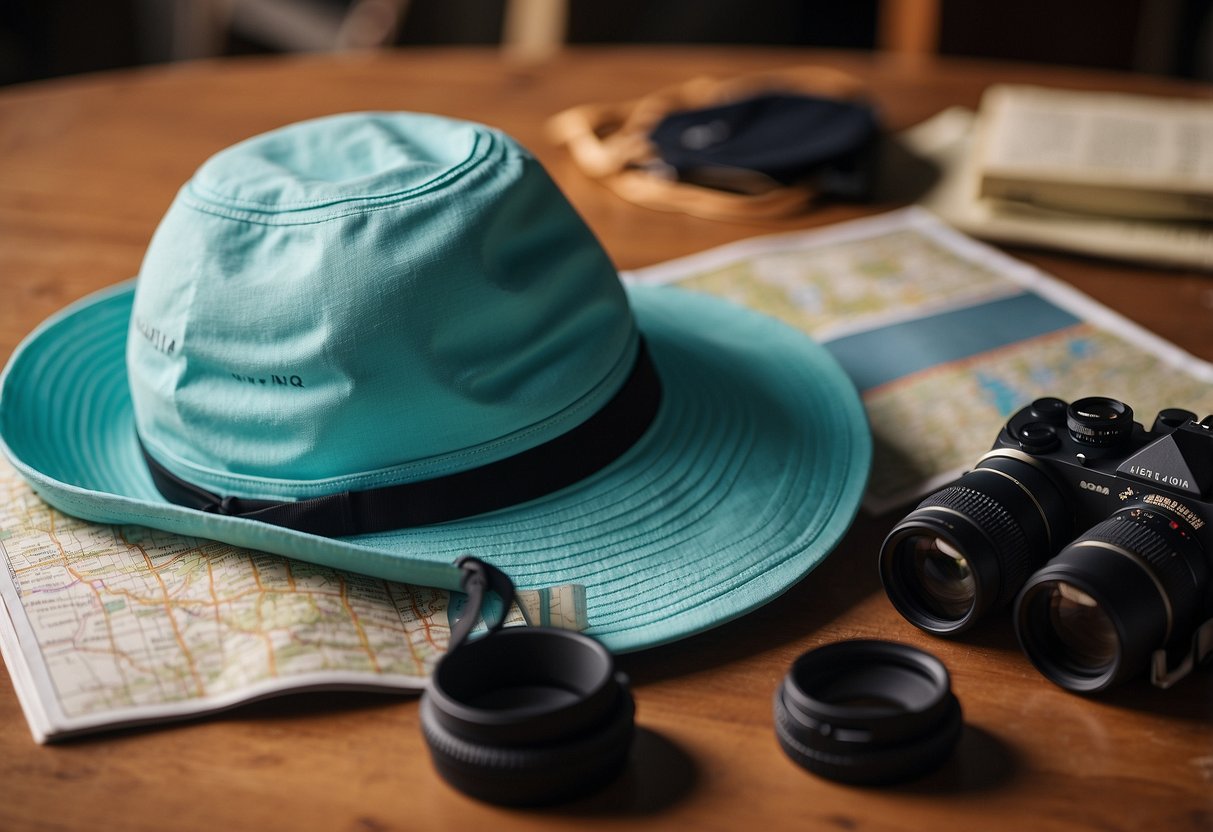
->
xmin=880 ymin=453 xmax=1070 ymax=634
xmin=1016 ymin=574 xmax=1134 ymax=691
xmin=1039 ymin=581 xmax=1120 ymax=673
xmin=905 ymin=534 xmax=976 ymax=620
xmin=1015 ymin=508 xmax=1207 ymax=692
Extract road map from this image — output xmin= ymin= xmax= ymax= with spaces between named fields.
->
xmin=626 ymin=208 xmax=1213 ymax=512
xmin=0 ymin=462 xmax=585 ymax=742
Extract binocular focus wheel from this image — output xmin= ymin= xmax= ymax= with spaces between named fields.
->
xmin=419 ymin=690 xmax=635 ymax=806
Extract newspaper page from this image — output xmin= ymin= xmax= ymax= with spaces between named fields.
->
xmin=624 ymin=208 xmax=1213 ymax=514
xmin=974 ymin=85 xmax=1213 ymax=220
xmin=894 ymin=107 xmax=1213 ymax=271
xmin=0 ymin=458 xmax=586 ymax=742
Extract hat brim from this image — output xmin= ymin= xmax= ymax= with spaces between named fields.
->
xmin=0 ymin=281 xmax=869 ymax=652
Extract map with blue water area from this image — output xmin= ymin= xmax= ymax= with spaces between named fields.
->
xmin=627 ymin=208 xmax=1213 ymax=512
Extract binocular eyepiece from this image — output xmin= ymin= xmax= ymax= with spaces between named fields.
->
xmin=879 ymin=397 xmax=1213 ymax=693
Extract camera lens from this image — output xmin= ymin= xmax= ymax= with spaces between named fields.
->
xmin=880 ymin=453 xmax=1071 ymax=634
xmin=1015 ymin=507 xmax=1209 ymax=692
xmin=1066 ymin=397 xmax=1134 ymax=447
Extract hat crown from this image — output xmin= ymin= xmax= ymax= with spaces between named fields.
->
xmin=190 ymin=113 xmax=477 ymax=210
xmin=128 ymin=112 xmax=637 ymax=499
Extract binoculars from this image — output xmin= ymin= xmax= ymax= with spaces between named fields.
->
xmin=880 ymin=396 xmax=1213 ymax=693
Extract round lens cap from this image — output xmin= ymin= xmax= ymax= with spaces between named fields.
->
xmin=773 ymin=640 xmax=962 ymax=785
xmin=421 ymin=627 xmax=635 ymax=806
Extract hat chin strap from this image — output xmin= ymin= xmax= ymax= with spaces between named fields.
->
xmin=139 ymin=341 xmax=662 ymax=538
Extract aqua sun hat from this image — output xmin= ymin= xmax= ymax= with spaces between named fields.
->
xmin=0 ymin=112 xmax=870 ymax=652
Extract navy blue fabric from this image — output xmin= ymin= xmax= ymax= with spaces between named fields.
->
xmin=649 ymin=93 xmax=880 ymax=195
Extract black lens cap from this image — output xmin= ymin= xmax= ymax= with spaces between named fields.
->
xmin=421 ymin=627 xmax=634 ymax=806
xmin=774 ymin=640 xmax=962 ymax=785
xmin=419 ymin=558 xmax=634 ymax=806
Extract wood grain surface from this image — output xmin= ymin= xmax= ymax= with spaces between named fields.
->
xmin=0 ymin=47 xmax=1210 ymax=832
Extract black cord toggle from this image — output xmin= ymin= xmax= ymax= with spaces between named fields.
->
xmin=448 ymin=556 xmax=518 ymax=653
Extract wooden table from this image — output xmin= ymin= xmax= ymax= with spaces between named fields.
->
xmin=0 ymin=47 xmax=1210 ymax=832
